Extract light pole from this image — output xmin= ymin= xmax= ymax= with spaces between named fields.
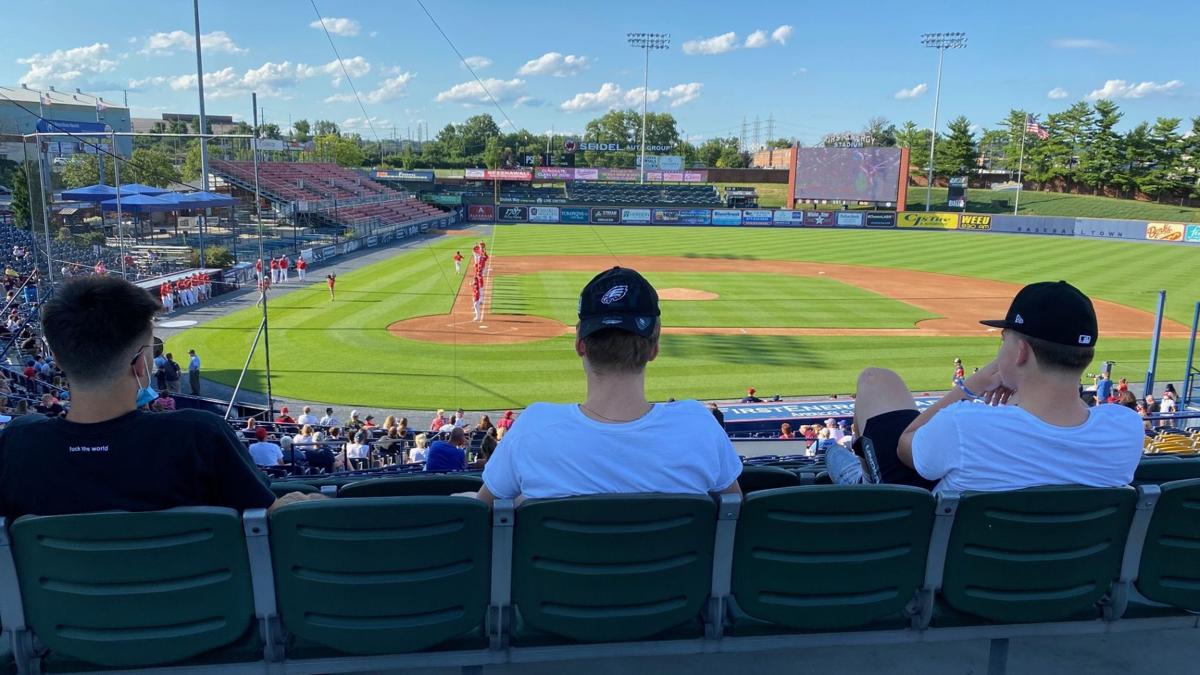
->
xmin=920 ymin=32 xmax=966 ymax=211
xmin=193 ymin=0 xmax=210 ymax=265
xmin=627 ymin=32 xmax=670 ymax=184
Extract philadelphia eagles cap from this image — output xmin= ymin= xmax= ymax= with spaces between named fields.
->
xmin=578 ymin=267 xmax=661 ymax=339
xmin=980 ymin=280 xmax=1098 ymax=347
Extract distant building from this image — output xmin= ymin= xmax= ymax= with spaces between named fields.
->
xmin=0 ymin=84 xmax=132 ymax=161
xmin=749 ymin=146 xmax=793 ymax=170
xmin=132 ymin=112 xmax=239 ymax=135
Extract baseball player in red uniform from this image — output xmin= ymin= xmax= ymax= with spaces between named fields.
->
xmin=296 ymin=256 xmax=308 ymax=280
xmin=326 ymin=273 xmax=336 ymax=301
xmin=471 ymin=243 xmax=481 ymax=266
xmin=280 ymin=255 xmax=290 ymax=283
xmin=453 ymin=251 xmax=463 ymax=273
xmin=472 ymin=280 xmax=483 ymax=321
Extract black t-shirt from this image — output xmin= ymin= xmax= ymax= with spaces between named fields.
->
xmin=0 ymin=408 xmax=275 ymax=520
xmin=163 ymin=360 xmax=182 ymax=382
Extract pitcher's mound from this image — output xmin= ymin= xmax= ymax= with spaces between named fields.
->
xmin=388 ymin=314 xmax=570 ymax=345
xmin=659 ymin=287 xmax=718 ymax=301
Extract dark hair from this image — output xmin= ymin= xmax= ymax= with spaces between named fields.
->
xmin=581 ymin=323 xmax=660 ymax=374
xmin=1020 ymin=334 xmax=1094 ymax=374
xmin=41 ymin=276 xmax=160 ymax=384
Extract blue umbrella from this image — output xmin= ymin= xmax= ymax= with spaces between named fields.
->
xmin=118 ymin=183 xmax=169 ymax=196
xmin=176 ymin=191 xmax=236 ymax=208
xmin=99 ymin=193 xmax=176 ymax=213
xmin=60 ymin=184 xmax=119 ymax=202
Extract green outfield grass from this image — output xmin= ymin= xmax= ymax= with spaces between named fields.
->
xmin=168 ymin=225 xmax=1198 ymax=410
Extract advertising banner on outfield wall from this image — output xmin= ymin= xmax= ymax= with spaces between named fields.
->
xmin=498 ymin=206 xmax=528 ymax=222
xmin=373 ymin=169 xmax=435 ymax=182
xmin=597 ymin=168 xmax=641 ymax=182
xmin=742 ymin=209 xmax=773 ymax=225
xmin=321 ymin=245 xmax=337 ymax=260
xmin=467 ymin=205 xmax=494 ymax=222
xmin=528 ymin=206 xmax=559 ymax=223
xmin=366 ymin=236 xmax=378 ymax=248
xmin=835 ymin=211 xmax=865 ymax=228
xmin=574 ymin=168 xmax=599 ymax=181
xmin=560 ymin=207 xmax=590 ymax=223
xmin=344 ymin=241 xmax=359 ymax=254
xmin=865 ymin=212 xmax=897 ymax=228
xmin=591 ymin=208 xmax=620 ymax=224
xmin=1074 ymin=218 xmax=1147 ymax=241
xmin=621 ymin=208 xmax=652 ymax=224
xmin=712 ymin=209 xmax=743 ymax=226
xmin=986 ymin=215 xmax=1074 ymax=236
xmin=959 ymin=215 xmax=992 ymax=231
xmin=805 ymin=210 xmax=836 ymax=227
xmin=465 ymin=168 xmax=533 ymax=181
xmin=653 ymin=208 xmax=711 ymax=225
xmin=772 ymin=210 xmax=804 ymax=227
xmin=1145 ymin=222 xmax=1186 ymax=242
xmin=898 ymin=212 xmax=959 ymax=229
xmin=1186 ymin=225 xmax=1200 ymax=243
xmin=533 ymin=167 xmax=576 ymax=180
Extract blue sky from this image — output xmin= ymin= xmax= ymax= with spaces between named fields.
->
xmin=2 ymin=0 xmax=1196 ymax=143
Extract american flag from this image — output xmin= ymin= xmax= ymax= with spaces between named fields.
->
xmin=1025 ymin=115 xmax=1049 ymax=140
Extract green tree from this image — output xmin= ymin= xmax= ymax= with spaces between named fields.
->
xmin=977 ymin=128 xmax=1008 ymax=171
xmin=181 ymin=141 xmax=203 ymax=182
xmin=231 ymin=120 xmax=253 ymax=136
xmin=1140 ymin=117 xmax=1183 ymax=201
xmin=483 ymin=136 xmax=503 ymax=169
xmin=0 ymin=158 xmax=17 ymax=193
xmin=312 ymin=119 xmax=340 ymax=137
xmin=934 ymin=116 xmax=977 ymax=178
xmin=310 ymin=134 xmax=365 ymax=167
xmin=292 ymin=119 xmax=311 ymax=142
xmin=126 ymin=147 xmax=182 ymax=187
xmin=1182 ymin=116 xmax=1200 ymax=199
xmin=696 ymin=137 xmax=737 ymax=168
xmin=1077 ymin=100 xmax=1124 ymax=195
xmin=61 ymin=154 xmax=115 ymax=189
xmin=458 ymin=114 xmax=501 ymax=159
xmin=10 ymin=163 xmax=44 ymax=230
xmin=257 ymin=122 xmax=282 ymax=140
xmin=580 ymin=110 xmax=680 ymax=168
xmin=894 ymin=121 xmax=932 ymax=172
xmin=1119 ymin=122 xmax=1154 ymax=195
xmin=1026 ymin=112 xmax=1072 ymax=187
xmin=861 ymin=117 xmax=897 ymax=147
xmin=764 ymin=138 xmax=794 ymax=149
xmin=189 ymin=246 xmax=234 ymax=268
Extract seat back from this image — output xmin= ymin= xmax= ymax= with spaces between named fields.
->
xmin=1136 ymin=478 xmax=1200 ymax=610
xmin=10 ymin=508 xmax=255 ymax=668
xmin=941 ymin=487 xmax=1136 ymax=623
xmin=512 ymin=495 xmax=715 ymax=642
xmin=1134 ymin=458 xmax=1200 ymax=484
xmin=269 ymin=481 xmax=318 ymax=497
xmin=270 ymin=497 xmax=490 ymax=654
xmin=338 ymin=475 xmax=484 ymax=498
xmin=732 ymin=485 xmax=933 ymax=630
xmin=737 ymin=466 xmax=802 ymax=493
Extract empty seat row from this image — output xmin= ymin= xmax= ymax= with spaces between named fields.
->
xmin=2 ymin=481 xmax=1198 ymax=673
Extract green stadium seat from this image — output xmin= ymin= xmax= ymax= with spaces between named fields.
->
xmin=935 ymin=486 xmax=1136 ymax=624
xmin=510 ymin=494 xmax=716 ymax=643
xmin=729 ymin=485 xmax=934 ymax=632
xmin=1134 ymin=457 xmax=1200 ymax=484
xmin=338 ymin=475 xmax=484 ymax=498
xmin=1134 ymin=479 xmax=1200 ymax=611
xmin=269 ymin=497 xmax=491 ymax=655
xmin=6 ymin=508 xmax=260 ymax=669
xmin=268 ymin=481 xmax=318 ymax=497
xmin=737 ymin=466 xmax=802 ymax=493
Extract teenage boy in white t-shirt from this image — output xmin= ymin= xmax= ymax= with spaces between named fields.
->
xmin=834 ymin=280 xmax=1142 ymax=493
xmin=477 ymin=267 xmax=742 ymax=504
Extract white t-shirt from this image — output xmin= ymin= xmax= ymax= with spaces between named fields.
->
xmin=248 ymin=441 xmax=283 ymax=466
xmin=1160 ymin=397 xmax=1177 ymax=413
xmin=410 ymin=447 xmax=428 ymax=463
xmin=482 ymin=400 xmax=742 ymax=500
xmin=319 ymin=415 xmax=340 ymax=427
xmin=912 ymin=401 xmax=1144 ymax=494
xmin=296 ymin=413 xmax=320 ymax=426
xmin=346 ymin=442 xmax=369 ymax=459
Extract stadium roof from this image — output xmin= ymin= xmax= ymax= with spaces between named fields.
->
xmin=0 ymin=85 xmax=127 ymax=110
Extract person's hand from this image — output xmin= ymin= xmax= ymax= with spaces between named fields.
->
xmin=962 ymin=361 xmax=1015 ymax=406
xmin=268 ymin=491 xmax=328 ymax=514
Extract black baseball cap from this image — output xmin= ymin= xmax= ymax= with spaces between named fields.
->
xmin=578 ymin=267 xmax=661 ymax=339
xmin=980 ymin=281 xmax=1098 ymax=347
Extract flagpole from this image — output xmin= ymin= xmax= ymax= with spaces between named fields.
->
xmin=35 ymin=89 xmax=54 ymax=285
xmin=1013 ymin=116 xmax=1029 ymax=216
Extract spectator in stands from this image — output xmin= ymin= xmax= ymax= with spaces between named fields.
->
xmin=1117 ymin=390 xmax=1138 ymax=412
xmin=275 ymin=406 xmax=295 ymax=424
xmin=410 ymin=433 xmax=430 ymax=463
xmin=151 ymin=390 xmax=176 ymax=412
xmin=1117 ymin=377 xmax=1129 ymax=393
xmin=34 ymin=393 xmax=64 ymax=417
xmin=474 ymin=415 xmax=494 ymax=434
xmin=471 ymin=428 xmax=499 ymax=470
xmin=1161 ymin=391 xmax=1177 ymax=414
xmin=375 ymin=427 xmax=404 ymax=465
xmin=296 ymin=406 xmax=320 ymax=426
xmin=1144 ymin=394 xmax=1160 ymax=414
xmin=742 ymin=387 xmax=763 ymax=403
xmin=779 ymin=422 xmax=794 ymax=439
xmin=1094 ymin=372 xmax=1113 ymax=405
xmin=382 ymin=414 xmax=397 ymax=432
xmin=293 ymin=424 xmax=314 ymax=447
xmin=425 ymin=427 xmax=467 ymax=472
xmin=363 ymin=415 xmax=377 ymax=429
xmin=346 ymin=410 xmax=364 ymax=433
xmin=187 ymin=349 xmax=202 ymax=396
xmin=452 ymin=408 xmax=469 ymax=428
xmin=248 ymin=426 xmax=283 ymax=467
xmin=279 ymin=436 xmax=298 ymax=466
xmin=429 ymin=409 xmax=447 ymax=431
xmin=345 ymin=430 xmax=370 ymax=470
xmin=477 ymin=267 xmax=741 ymax=504
xmin=0 ymin=276 xmax=275 ymax=519
xmin=305 ymin=431 xmax=336 ymax=474
xmin=1164 ymin=383 xmax=1179 ymax=400
xmin=162 ymin=352 xmax=182 ymax=394
xmin=800 ymin=424 xmax=817 ymax=442
xmin=319 ymin=407 xmax=340 ymax=427
xmin=833 ymin=281 xmax=1142 ymax=493
xmin=396 ymin=416 xmax=411 ymax=439
xmin=496 ymin=410 xmax=515 ymax=431
xmin=241 ymin=417 xmax=259 ymax=439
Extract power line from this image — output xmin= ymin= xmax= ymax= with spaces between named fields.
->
xmin=309 ymin=0 xmax=381 ymax=145
xmin=415 ymin=0 xmax=520 ymax=133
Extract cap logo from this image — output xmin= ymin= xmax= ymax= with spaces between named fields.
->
xmin=1014 ymin=314 xmax=1024 ymax=325
xmin=602 ymin=317 xmax=623 ymax=325
xmin=600 ymin=285 xmax=628 ymax=305
xmin=635 ymin=317 xmax=651 ymax=330
xmin=1079 ymin=335 xmax=1092 ymax=345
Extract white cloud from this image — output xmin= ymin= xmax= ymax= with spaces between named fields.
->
xmin=894 ymin=83 xmax=928 ymax=99
xmin=744 ymin=30 xmax=769 ymax=48
xmin=1086 ymin=79 xmax=1183 ymax=100
xmin=140 ymin=30 xmax=246 ymax=55
xmin=17 ymin=42 xmax=117 ymax=87
xmin=560 ymin=81 xmax=702 ymax=112
xmin=136 ymin=57 xmax=371 ymax=100
xmin=771 ymin=25 xmax=794 ymax=45
xmin=326 ymin=71 xmax=414 ymax=104
xmin=341 ymin=116 xmax=389 ymax=132
xmin=435 ymin=77 xmax=526 ymax=104
xmin=517 ymin=52 xmax=590 ymax=77
xmin=462 ymin=56 xmax=492 ymax=70
xmin=682 ymin=31 xmax=738 ymax=55
xmin=325 ymin=56 xmax=371 ymax=86
xmin=514 ymin=96 xmax=544 ymax=108
xmin=1052 ymin=38 xmax=1112 ymax=50
xmin=1047 ymin=87 xmax=1069 ymax=100
xmin=310 ymin=17 xmax=360 ymax=37
xmin=369 ymin=31 xmax=378 ymax=38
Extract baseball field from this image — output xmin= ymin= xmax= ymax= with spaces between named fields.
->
xmin=168 ymin=225 xmax=1200 ymax=410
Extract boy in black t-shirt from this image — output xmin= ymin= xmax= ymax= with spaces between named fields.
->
xmin=0 ymin=276 xmax=277 ymax=520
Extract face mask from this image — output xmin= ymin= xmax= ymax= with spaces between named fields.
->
xmin=134 ymin=354 xmax=158 ymax=408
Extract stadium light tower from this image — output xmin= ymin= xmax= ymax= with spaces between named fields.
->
xmin=627 ymin=32 xmax=670 ymax=184
xmin=920 ymin=32 xmax=967 ymax=211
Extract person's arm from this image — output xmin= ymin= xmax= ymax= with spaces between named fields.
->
xmin=897 ymin=360 xmax=1011 ymax=469
xmin=207 ymin=416 xmax=276 ymax=509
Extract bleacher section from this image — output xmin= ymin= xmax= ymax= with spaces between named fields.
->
xmin=566 ymin=182 xmax=722 ymax=206
xmin=322 ymin=200 xmax=444 ymax=228
xmin=210 ymin=160 xmax=394 ymax=204
xmin=498 ymin=185 xmax=566 ymax=203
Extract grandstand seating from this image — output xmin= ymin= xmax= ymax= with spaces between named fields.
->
xmin=565 ymin=182 xmax=721 ymax=206
xmin=318 ymin=200 xmax=443 ymax=229
xmin=498 ymin=186 xmax=566 ymax=203
xmin=3 ymin=481 xmax=1200 ymax=674
xmin=210 ymin=160 xmax=394 ymax=204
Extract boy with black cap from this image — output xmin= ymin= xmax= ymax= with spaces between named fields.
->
xmin=834 ymin=281 xmax=1142 ymax=492
xmin=476 ymin=267 xmax=741 ymax=505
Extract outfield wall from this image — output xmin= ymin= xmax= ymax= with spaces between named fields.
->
xmin=471 ymin=205 xmax=1200 ymax=247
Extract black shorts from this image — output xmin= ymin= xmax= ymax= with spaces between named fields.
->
xmin=852 ymin=409 xmax=936 ymax=490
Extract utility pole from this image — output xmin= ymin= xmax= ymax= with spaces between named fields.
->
xmin=740 ymin=117 xmax=749 ymax=152
xmin=920 ymin=32 xmax=968 ymax=211
xmin=193 ymin=0 xmax=211 ymax=265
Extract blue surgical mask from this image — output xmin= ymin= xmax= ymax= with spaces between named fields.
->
xmin=134 ymin=355 xmax=158 ymax=408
